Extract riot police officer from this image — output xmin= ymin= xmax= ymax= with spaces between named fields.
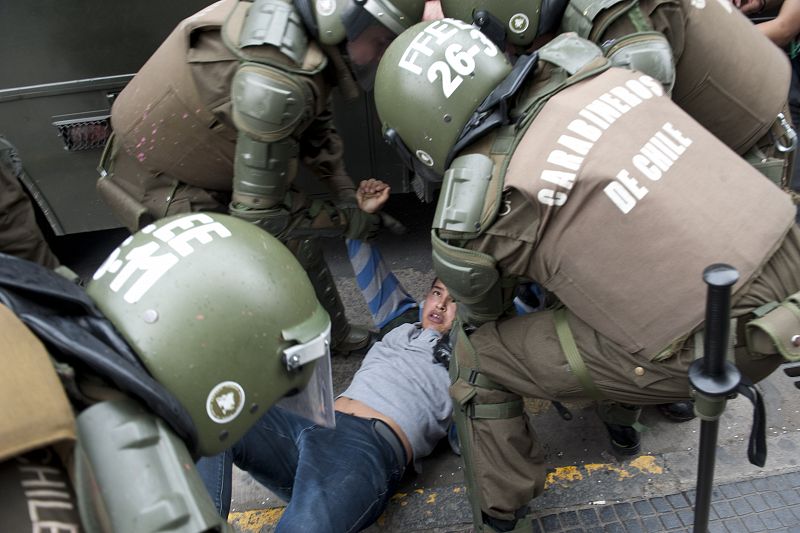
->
xmin=440 ymin=0 xmax=797 ymax=188
xmin=97 ymin=0 xmax=425 ymax=355
xmin=374 ymin=19 xmax=800 ymax=532
xmin=0 ymin=136 xmax=60 ymax=269
xmin=0 ymin=212 xmax=335 ymax=532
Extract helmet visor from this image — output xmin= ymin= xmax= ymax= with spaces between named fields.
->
xmin=343 ymin=6 xmax=396 ymax=91
xmin=276 ymin=323 xmax=336 ymax=428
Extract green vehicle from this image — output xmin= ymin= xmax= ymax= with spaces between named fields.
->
xmin=0 ymin=0 xmax=411 ymax=243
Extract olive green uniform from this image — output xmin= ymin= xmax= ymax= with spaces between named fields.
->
xmin=0 ymin=140 xmax=59 ymax=269
xmin=436 ymin=63 xmax=800 ymax=523
xmin=100 ymin=0 xmax=355 ymax=227
xmin=98 ymin=0 xmax=375 ymax=350
xmin=561 ymin=0 xmax=794 ymax=183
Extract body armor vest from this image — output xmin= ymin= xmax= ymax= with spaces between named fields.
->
xmin=111 ymin=0 xmax=328 ymax=190
xmin=561 ymin=0 xmax=790 ymax=154
xmin=497 ymin=67 xmax=795 ymax=358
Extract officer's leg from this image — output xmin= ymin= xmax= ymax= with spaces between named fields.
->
xmin=449 ymin=324 xmax=546 ymax=532
xmin=461 ymin=310 xmax=693 ymax=530
xmin=291 ymin=238 xmax=371 ymax=355
xmin=0 ymin=139 xmax=60 ymax=269
xmin=596 ymin=401 xmax=643 ymax=456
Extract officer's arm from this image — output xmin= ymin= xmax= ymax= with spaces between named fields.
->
xmin=431 ymin=154 xmax=511 ymax=327
xmin=227 ymin=63 xmax=383 ymax=241
xmin=227 ymin=60 xmax=306 ymax=235
xmin=300 ymin=104 xmax=358 ymax=204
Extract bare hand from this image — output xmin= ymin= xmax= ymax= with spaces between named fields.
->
xmin=357 ymin=178 xmax=390 ymax=213
xmin=734 ymin=0 xmax=766 ymax=14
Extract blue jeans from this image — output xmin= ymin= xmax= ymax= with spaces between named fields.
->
xmin=196 ymin=406 xmax=407 ymax=533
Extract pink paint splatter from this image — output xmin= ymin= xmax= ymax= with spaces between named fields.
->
xmin=137 ymin=153 xmax=146 ymax=162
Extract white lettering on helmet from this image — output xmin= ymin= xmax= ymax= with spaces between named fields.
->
xmin=93 ymin=214 xmax=232 ymax=304
xmin=398 ymin=19 xmax=501 ymax=99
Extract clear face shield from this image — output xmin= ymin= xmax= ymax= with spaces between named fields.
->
xmin=276 ymin=322 xmax=336 ymax=428
xmin=342 ymin=5 xmax=397 ymax=91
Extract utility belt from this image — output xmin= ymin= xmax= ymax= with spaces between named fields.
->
xmin=449 ymin=322 xmax=524 ymax=422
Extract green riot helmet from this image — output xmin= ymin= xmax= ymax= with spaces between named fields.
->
xmin=440 ymin=0 xmax=569 ymax=48
xmin=86 ymin=213 xmax=334 ymax=456
xmin=297 ymin=0 xmax=425 ymax=89
xmin=375 ymin=18 xmax=513 ymax=181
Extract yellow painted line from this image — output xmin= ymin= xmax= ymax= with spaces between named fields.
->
xmin=545 ymin=455 xmax=663 ymax=487
xmin=630 ymin=455 xmax=664 ymax=474
xmin=229 ymin=508 xmax=285 ymax=532
xmin=229 ymin=456 xmax=665 ymax=531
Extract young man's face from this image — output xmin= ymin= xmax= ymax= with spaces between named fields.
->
xmin=421 ymin=280 xmax=456 ymax=334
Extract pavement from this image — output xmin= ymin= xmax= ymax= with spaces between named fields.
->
xmin=59 ymin=194 xmax=800 ymax=533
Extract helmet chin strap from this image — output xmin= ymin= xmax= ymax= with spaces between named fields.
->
xmin=538 ymin=0 xmax=570 ymax=36
xmin=294 ymin=0 xmax=318 ymax=36
xmin=446 ymin=51 xmax=539 ymax=168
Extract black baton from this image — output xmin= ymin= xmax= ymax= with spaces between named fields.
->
xmin=688 ymin=264 xmax=741 ymax=533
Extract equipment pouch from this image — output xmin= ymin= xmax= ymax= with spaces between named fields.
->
xmin=745 ymin=292 xmax=800 ymax=361
xmin=451 ymin=378 xmax=478 ymax=407
xmin=96 ymin=176 xmax=153 ymax=232
xmin=745 ymin=146 xmax=786 ymax=187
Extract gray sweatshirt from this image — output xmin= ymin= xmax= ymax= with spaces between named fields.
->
xmin=339 ymin=322 xmax=452 ymax=471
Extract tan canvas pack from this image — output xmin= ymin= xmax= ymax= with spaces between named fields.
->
xmin=0 ymin=304 xmax=75 ymax=462
xmin=563 ymin=0 xmax=790 ymax=155
xmin=503 ymin=67 xmax=795 ymax=358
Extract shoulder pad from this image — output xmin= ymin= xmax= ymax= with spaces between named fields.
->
xmin=605 ymin=32 xmax=675 ymax=94
xmin=231 ymin=63 xmax=314 ymax=140
xmin=561 ymin=0 xmax=634 ymax=37
xmin=538 ymin=33 xmax=604 ymax=76
xmin=433 ymin=154 xmax=494 ymax=235
xmin=223 ymin=0 xmax=326 ymax=74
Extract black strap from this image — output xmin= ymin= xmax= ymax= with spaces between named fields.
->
xmin=736 ymin=377 xmax=767 ymax=467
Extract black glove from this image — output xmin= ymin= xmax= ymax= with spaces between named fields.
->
xmin=432 ymin=332 xmax=454 ymax=369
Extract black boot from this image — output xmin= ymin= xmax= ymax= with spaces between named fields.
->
xmin=294 ymin=239 xmax=372 ymax=355
xmin=656 ymin=400 xmax=696 ymax=422
xmin=603 ymin=422 xmax=641 ymax=456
